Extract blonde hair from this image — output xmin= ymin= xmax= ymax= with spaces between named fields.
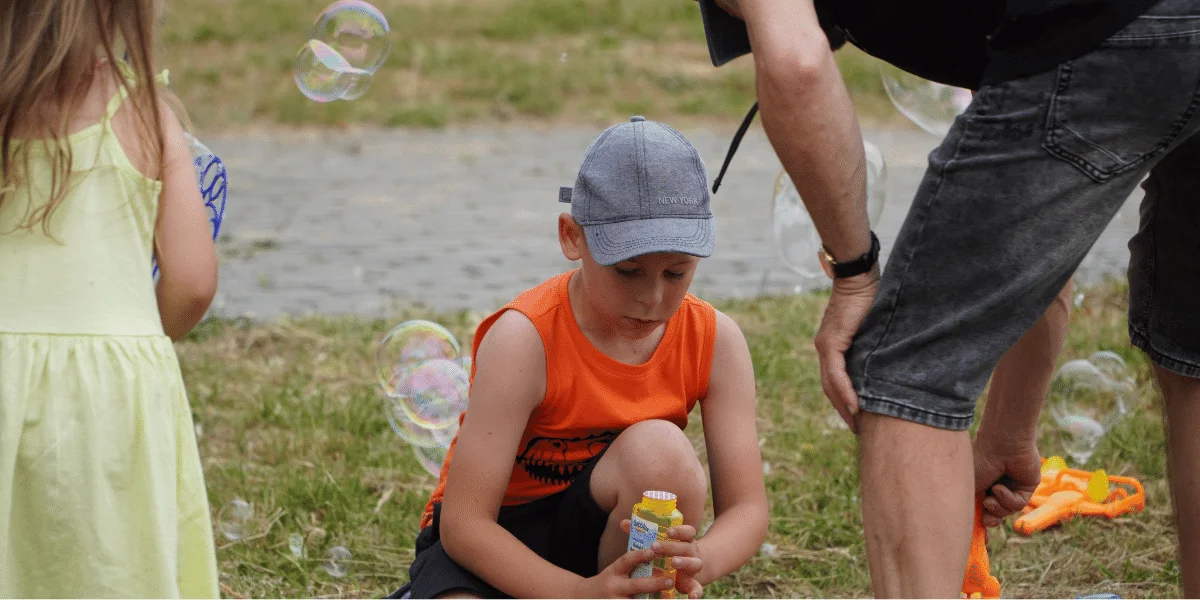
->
xmin=0 ymin=0 xmax=175 ymax=235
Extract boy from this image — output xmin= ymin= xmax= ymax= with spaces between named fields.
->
xmin=389 ymin=116 xmax=769 ymax=599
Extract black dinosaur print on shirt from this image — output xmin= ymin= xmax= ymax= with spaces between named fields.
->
xmin=516 ymin=430 xmax=620 ymax=485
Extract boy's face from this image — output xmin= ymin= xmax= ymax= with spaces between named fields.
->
xmin=559 ymin=214 xmax=701 ymax=340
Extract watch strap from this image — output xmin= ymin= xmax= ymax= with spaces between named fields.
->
xmin=829 ymin=231 xmax=880 ymax=278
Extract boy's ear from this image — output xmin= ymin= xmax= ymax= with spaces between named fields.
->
xmin=558 ymin=213 xmax=585 ymax=261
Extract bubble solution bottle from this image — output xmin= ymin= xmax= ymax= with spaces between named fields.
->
xmin=626 ymin=490 xmax=684 ymax=599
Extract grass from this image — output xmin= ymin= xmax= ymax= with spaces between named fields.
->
xmin=179 ymin=277 xmax=1181 ymax=598
xmin=157 ymin=0 xmax=904 ymax=132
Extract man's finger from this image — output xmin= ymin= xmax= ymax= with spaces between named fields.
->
xmin=990 ymin=483 xmax=1032 ymax=514
xmin=818 ymin=345 xmax=859 ymax=433
xmin=982 ymin=495 xmax=1006 ymax=518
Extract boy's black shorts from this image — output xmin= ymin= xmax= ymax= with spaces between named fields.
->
xmin=386 ymin=454 xmax=610 ymax=599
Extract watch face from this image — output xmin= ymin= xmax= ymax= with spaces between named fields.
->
xmin=819 ymin=250 xmax=836 ymax=279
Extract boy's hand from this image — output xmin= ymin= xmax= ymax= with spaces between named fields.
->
xmin=574 ymin=547 xmax=675 ymax=599
xmin=657 ymin=525 xmax=704 ymax=599
xmin=619 ymin=520 xmax=706 ymax=599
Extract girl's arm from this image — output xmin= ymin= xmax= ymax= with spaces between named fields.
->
xmin=694 ymin=310 xmax=770 ymax=584
xmin=438 ymin=310 xmax=585 ymax=598
xmin=151 ymin=101 xmax=217 ymax=339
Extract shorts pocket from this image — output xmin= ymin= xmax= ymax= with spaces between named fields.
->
xmin=1043 ymin=16 xmax=1200 ymax=181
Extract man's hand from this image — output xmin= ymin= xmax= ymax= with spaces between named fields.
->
xmin=814 ymin=268 xmax=879 ymax=434
xmin=972 ymin=434 xmax=1043 ymax=527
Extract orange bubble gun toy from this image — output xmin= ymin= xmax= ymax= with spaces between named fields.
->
xmin=1012 ymin=456 xmax=1145 ymax=536
xmin=961 ymin=495 xmax=1001 ymax=599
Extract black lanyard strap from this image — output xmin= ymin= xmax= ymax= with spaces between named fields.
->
xmin=711 ymin=101 xmax=759 ymax=194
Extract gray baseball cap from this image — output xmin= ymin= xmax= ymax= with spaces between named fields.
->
xmin=559 ymin=116 xmax=715 ymax=267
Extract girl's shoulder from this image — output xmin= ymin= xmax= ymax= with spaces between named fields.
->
xmin=20 ymin=60 xmax=175 ymax=183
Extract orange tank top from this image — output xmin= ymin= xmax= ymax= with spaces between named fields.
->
xmin=419 ymin=269 xmax=717 ymax=529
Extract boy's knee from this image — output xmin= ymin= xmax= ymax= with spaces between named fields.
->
xmin=611 ymin=420 xmax=706 ymax=497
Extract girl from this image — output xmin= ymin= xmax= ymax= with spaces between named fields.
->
xmin=0 ymin=1 xmax=219 ymax=596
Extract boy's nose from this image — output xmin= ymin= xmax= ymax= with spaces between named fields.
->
xmin=636 ymin=280 xmax=664 ymax=307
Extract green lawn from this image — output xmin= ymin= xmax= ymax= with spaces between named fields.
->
xmin=158 ymin=0 xmax=904 ymax=131
xmin=180 ymin=278 xmax=1180 ymax=598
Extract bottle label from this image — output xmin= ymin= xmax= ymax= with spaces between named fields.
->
xmin=627 ymin=514 xmax=659 ymax=580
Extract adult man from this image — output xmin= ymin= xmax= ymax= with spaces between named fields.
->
xmin=698 ymin=0 xmax=1200 ymax=596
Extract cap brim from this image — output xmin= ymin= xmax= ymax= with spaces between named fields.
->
xmin=584 ymin=217 xmax=715 ymax=267
xmin=698 ymin=0 xmax=752 ymax=67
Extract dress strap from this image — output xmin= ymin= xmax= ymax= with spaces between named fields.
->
xmin=99 ymin=59 xmax=171 ymax=127
xmin=101 ymin=86 xmax=132 ymax=125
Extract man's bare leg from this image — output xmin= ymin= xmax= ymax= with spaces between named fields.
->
xmin=856 ymin=281 xmax=1073 ymax=598
xmin=1157 ymin=367 xmax=1200 ymax=598
xmin=858 ymin=413 xmax=974 ymax=598
xmin=983 ymin=280 xmax=1072 ymax=438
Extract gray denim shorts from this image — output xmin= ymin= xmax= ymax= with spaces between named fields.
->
xmin=846 ymin=0 xmax=1200 ymax=431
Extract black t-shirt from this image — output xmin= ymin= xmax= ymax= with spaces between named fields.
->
xmin=827 ymin=0 xmax=1165 ymax=89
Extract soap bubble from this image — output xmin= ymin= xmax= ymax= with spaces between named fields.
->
xmin=414 ymin=443 xmax=449 ymax=477
xmin=771 ymin=139 xmax=887 ymax=278
xmin=431 ymin=417 xmax=459 ymax=447
xmin=863 ymin=139 xmax=888 ymax=227
xmin=377 ymin=320 xmax=461 ymax=396
xmin=1047 ymin=354 xmax=1136 ymax=465
xmin=880 ymin=64 xmax=973 ymax=138
xmin=392 ymin=358 xmax=470 ymax=429
xmin=385 ymin=397 xmax=443 ymax=447
xmin=771 ymin=169 xmax=822 ymax=278
xmin=310 ymin=1 xmax=391 ymax=73
xmin=339 ymin=72 xmax=374 ymax=101
xmin=324 ymin=546 xmax=352 ymax=578
xmin=289 ymin=533 xmax=305 ymax=558
xmin=218 ymin=499 xmax=253 ymax=541
xmin=294 ymin=1 xmax=390 ymax=103
xmin=294 ymin=39 xmax=371 ymax=103
xmin=1056 ymin=414 xmax=1106 ymax=465
xmin=1089 ymin=350 xmax=1137 ymax=405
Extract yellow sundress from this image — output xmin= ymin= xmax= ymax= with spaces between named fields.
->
xmin=0 ymin=78 xmax=219 ymax=597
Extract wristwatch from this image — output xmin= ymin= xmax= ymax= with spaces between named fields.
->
xmin=818 ymin=231 xmax=880 ymax=279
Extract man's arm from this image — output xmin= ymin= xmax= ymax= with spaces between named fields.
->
xmin=730 ymin=0 xmax=878 ymax=430
xmin=694 ymin=311 xmax=770 ymax=584
xmin=736 ymin=0 xmax=872 ymax=263
xmin=974 ymin=279 xmax=1075 ymax=526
